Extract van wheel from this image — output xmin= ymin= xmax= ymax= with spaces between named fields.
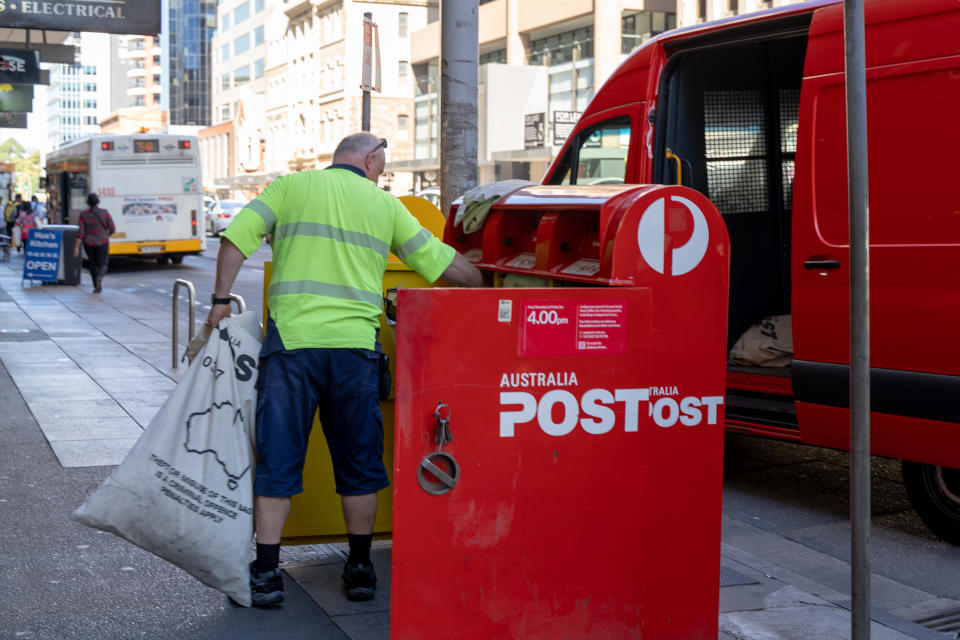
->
xmin=902 ymin=460 xmax=960 ymax=546
xmin=171 ymin=255 xmax=183 ymax=264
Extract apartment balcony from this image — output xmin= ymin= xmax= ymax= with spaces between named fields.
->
xmin=127 ymin=68 xmax=147 ymax=78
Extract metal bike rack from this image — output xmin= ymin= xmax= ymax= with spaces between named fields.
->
xmin=171 ymin=281 xmax=248 ymax=369
xmin=172 ymin=279 xmax=196 ymax=368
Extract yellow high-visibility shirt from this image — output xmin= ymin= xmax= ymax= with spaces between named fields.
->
xmin=223 ymin=166 xmax=455 ymax=350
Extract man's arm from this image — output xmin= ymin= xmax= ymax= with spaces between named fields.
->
xmin=205 ymin=238 xmax=247 ymax=327
xmin=440 ymin=251 xmax=486 ymax=288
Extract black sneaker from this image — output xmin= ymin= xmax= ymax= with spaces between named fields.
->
xmin=342 ymin=562 xmax=376 ymax=601
xmin=249 ymin=561 xmax=284 ymax=607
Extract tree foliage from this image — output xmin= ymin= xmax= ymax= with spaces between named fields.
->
xmin=0 ymin=138 xmax=41 ymax=195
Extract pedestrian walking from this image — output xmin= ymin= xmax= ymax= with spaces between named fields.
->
xmin=30 ymin=195 xmax=47 ymax=226
xmin=5 ymin=194 xmax=21 ymax=246
xmin=73 ymin=193 xmax=116 ymax=293
xmin=205 ymin=132 xmax=485 ymax=607
xmin=16 ymin=201 xmax=35 ymax=253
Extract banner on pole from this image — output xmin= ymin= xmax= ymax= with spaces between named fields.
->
xmin=361 ymin=16 xmax=381 ymax=93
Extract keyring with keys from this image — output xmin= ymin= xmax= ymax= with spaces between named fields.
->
xmin=417 ymin=402 xmax=460 ymax=495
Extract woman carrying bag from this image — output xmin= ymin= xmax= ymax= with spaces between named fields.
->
xmin=73 ymin=193 xmax=116 ymax=293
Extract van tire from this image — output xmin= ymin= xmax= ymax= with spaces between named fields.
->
xmin=171 ymin=255 xmax=183 ymax=264
xmin=902 ymin=460 xmax=960 ymax=546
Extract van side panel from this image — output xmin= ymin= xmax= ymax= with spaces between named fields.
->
xmin=792 ymin=1 xmax=960 ymax=464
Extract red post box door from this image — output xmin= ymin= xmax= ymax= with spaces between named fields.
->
xmin=392 ymin=286 xmax=722 ymax=639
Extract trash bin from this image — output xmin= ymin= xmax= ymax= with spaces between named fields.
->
xmin=392 ymin=184 xmax=731 ymax=638
xmin=23 ymin=225 xmax=81 ymax=285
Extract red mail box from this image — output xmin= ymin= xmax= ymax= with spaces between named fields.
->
xmin=393 ymin=184 xmax=729 ymax=638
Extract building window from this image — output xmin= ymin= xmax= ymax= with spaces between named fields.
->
xmin=84 ymin=82 xmax=97 ymax=92
xmin=134 ymin=78 xmax=145 ymax=88
xmin=83 ymin=65 xmax=97 ymax=75
xmin=728 ymin=0 xmax=739 ymax=12
xmin=133 ymin=59 xmax=145 ymax=69
xmin=153 ymin=74 xmax=161 ymax=85
xmin=528 ymin=27 xmax=594 ymax=65
xmin=134 ymin=96 xmax=145 ymax=106
xmin=255 ymin=0 xmax=264 ymax=11
xmin=234 ymin=64 xmax=251 ymax=85
xmin=479 ymin=49 xmax=506 ymax=65
xmin=399 ymin=12 xmax=408 ymax=38
xmin=254 ymin=25 xmax=264 ymax=46
xmin=221 ymin=13 xmax=230 ymax=32
xmin=398 ymin=114 xmax=409 ymax=141
xmin=254 ymin=58 xmax=265 ymax=79
xmin=234 ymin=33 xmax=250 ymax=56
xmin=153 ymin=55 xmax=161 ymax=66
xmin=399 ymin=60 xmax=408 ymax=84
xmin=622 ymin=12 xmax=676 ymax=54
xmin=221 ymin=74 xmax=231 ymax=90
xmin=234 ymin=1 xmax=250 ymax=24
xmin=153 ymin=94 xmax=161 ymax=105
xmin=84 ymin=116 xmax=98 ymax=125
xmin=698 ymin=0 xmax=706 ymax=21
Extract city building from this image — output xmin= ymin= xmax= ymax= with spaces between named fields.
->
xmin=46 ymin=32 xmax=117 ymax=149
xmin=202 ymin=0 xmax=432 ymax=199
xmin=166 ymin=0 xmax=217 ymax=126
xmin=397 ymin=0 xmax=676 ymax=189
xmin=677 ymin=0 xmax=801 ymax=26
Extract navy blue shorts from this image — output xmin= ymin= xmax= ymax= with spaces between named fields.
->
xmin=253 ymin=348 xmax=389 ymax=497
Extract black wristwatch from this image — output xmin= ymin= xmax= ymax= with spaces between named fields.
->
xmin=211 ymin=294 xmax=232 ymax=306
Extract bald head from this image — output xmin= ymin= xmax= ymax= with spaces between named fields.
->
xmin=332 ymin=132 xmax=387 ymax=183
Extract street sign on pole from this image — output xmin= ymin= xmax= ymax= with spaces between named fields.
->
xmin=361 ymin=13 xmax=381 ymax=131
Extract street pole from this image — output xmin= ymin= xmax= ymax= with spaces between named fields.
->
xmin=844 ymin=0 xmax=871 ymax=638
xmin=440 ymin=0 xmax=479 ymax=217
xmin=361 ymin=11 xmax=373 ymax=131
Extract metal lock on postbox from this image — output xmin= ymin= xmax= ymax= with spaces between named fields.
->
xmin=417 ymin=402 xmax=459 ymax=495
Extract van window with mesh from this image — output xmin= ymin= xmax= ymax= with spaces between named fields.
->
xmin=704 ymin=90 xmax=767 ymax=214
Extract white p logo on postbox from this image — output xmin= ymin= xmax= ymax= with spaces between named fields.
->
xmin=636 ymin=195 xmax=709 ymax=276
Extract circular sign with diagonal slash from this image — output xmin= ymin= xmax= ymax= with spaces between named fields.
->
xmin=417 ymin=451 xmax=460 ymax=496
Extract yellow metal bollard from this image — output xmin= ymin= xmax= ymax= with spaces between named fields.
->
xmin=263 ymin=195 xmax=447 ymax=543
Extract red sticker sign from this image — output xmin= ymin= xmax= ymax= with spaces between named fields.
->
xmin=519 ymin=300 xmax=627 ymax=356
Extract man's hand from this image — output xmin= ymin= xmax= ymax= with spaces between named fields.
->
xmin=205 ymin=302 xmax=232 ymax=329
xmin=440 ymin=251 xmax=486 ymax=288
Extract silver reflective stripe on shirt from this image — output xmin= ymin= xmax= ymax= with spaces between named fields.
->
xmin=245 ymin=199 xmax=277 ymax=232
xmin=395 ymin=227 xmax=432 ymax=261
xmin=272 ymin=221 xmax=390 ymax=258
xmin=269 ymin=280 xmax=383 ymax=308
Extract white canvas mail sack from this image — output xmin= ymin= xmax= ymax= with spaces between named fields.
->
xmin=728 ymin=314 xmax=793 ymax=368
xmin=74 ymin=312 xmax=262 ymax=606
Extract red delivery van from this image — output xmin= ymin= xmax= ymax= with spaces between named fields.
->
xmin=539 ymin=0 xmax=960 ymax=543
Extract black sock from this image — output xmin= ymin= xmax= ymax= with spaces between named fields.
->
xmin=255 ymin=542 xmax=280 ymax=572
xmin=347 ymin=533 xmax=372 ymax=566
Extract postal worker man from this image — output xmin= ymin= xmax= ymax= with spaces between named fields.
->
xmin=206 ymin=132 xmax=484 ymax=606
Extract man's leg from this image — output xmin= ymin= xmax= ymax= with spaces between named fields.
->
xmin=342 ymin=493 xmax=377 ymax=534
xmin=255 ymin=495 xmax=291 ymax=544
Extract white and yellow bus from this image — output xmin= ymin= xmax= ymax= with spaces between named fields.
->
xmin=45 ymin=133 xmax=206 ymax=263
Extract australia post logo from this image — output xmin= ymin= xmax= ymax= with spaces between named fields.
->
xmin=637 ymin=195 xmax=708 ymax=276
xmin=498 ymin=371 xmax=723 ymax=437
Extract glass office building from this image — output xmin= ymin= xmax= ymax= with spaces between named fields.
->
xmin=168 ymin=0 xmax=217 ymax=125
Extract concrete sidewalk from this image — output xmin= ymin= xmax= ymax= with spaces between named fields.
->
xmin=0 ymin=257 xmax=956 ymax=639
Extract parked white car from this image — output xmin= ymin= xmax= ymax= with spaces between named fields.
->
xmin=206 ymin=200 xmax=246 ymax=236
